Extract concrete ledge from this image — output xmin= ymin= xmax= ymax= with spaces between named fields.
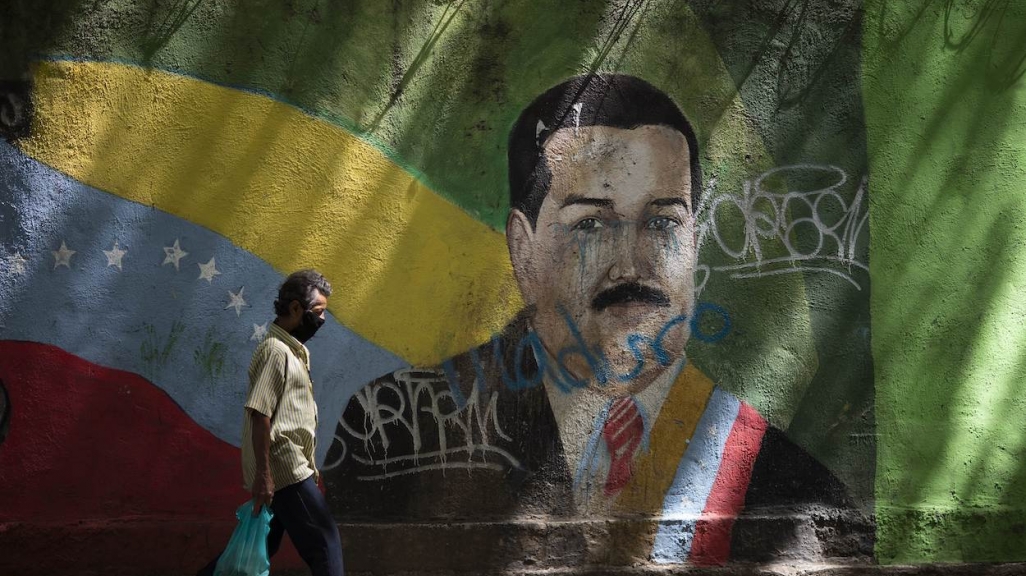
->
xmin=0 ymin=519 xmax=304 ymax=576
xmin=312 ymin=563 xmax=1026 ymax=576
xmin=2 ymin=516 xmax=1020 ymax=576
xmin=336 ymin=511 xmax=874 ymax=573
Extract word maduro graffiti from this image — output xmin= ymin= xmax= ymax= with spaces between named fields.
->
xmin=323 ymin=305 xmax=729 ymax=480
xmin=698 ymin=164 xmax=868 ymax=290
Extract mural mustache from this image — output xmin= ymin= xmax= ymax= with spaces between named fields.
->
xmin=591 ymin=282 xmax=670 ymax=312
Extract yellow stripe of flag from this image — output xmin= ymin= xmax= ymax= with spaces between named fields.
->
xmin=19 ymin=59 xmax=522 ymax=365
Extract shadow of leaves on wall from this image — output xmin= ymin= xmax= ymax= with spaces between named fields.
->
xmin=771 ymin=0 xmax=862 ymax=111
xmin=943 ymin=0 xmax=1026 ymax=91
xmin=587 ymin=0 xmax=649 ymax=74
xmin=367 ymin=0 xmax=470 ymax=133
xmin=140 ymin=0 xmax=205 ymax=62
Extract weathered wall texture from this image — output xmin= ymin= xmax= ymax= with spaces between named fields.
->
xmin=0 ymin=0 xmax=1017 ymax=574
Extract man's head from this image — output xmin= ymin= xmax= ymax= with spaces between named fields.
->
xmin=274 ymin=269 xmax=332 ymax=343
xmin=506 ymin=74 xmax=701 ymax=393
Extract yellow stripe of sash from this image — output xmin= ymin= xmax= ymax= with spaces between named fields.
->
xmin=580 ymin=364 xmax=715 ymax=565
xmin=615 ymin=363 xmax=715 ymax=513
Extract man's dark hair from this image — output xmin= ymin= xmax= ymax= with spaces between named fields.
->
xmin=274 ymin=269 xmax=333 ymax=316
xmin=508 ymin=74 xmax=702 ymax=227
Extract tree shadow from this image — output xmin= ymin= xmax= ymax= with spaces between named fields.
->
xmin=140 ymin=0 xmax=205 ymax=62
xmin=366 ymin=0 xmax=469 ymax=133
xmin=864 ymin=0 xmax=1026 ymax=562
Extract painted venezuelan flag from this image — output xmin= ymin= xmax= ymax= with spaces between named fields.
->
xmin=0 ymin=139 xmax=407 ymax=455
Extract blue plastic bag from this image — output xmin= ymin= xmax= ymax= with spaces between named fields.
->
xmin=213 ymin=500 xmax=274 ymax=576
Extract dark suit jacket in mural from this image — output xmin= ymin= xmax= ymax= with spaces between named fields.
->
xmin=323 ymin=318 xmax=872 ymax=565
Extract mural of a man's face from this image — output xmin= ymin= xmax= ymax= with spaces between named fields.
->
xmin=508 ymin=124 xmax=696 ymax=394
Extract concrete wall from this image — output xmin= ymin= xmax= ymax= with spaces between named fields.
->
xmin=0 ymin=1 xmax=1019 ymax=574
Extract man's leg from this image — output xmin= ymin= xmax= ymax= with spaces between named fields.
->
xmin=266 ymin=511 xmax=286 ymax=558
xmin=271 ymin=476 xmax=345 ymax=576
xmin=195 ymin=554 xmax=219 ymax=576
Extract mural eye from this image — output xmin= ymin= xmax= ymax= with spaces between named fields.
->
xmin=572 ymin=217 xmax=604 ymax=231
xmin=646 ymin=216 xmax=678 ymax=231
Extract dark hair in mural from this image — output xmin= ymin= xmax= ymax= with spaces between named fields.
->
xmin=0 ymin=80 xmax=34 ymax=142
xmin=273 ymin=269 xmax=333 ymax=315
xmin=507 ymin=73 xmax=702 ymax=227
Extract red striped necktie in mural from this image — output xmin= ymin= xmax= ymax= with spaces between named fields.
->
xmin=602 ymin=396 xmax=644 ymax=496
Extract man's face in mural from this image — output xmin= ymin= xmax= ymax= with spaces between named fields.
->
xmin=508 ymin=125 xmax=696 ymax=394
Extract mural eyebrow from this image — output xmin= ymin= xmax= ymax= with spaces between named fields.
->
xmin=649 ymin=198 xmax=688 ymax=208
xmin=561 ymin=194 xmax=614 ymax=208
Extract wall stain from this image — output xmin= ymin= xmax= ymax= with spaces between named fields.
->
xmin=193 ymin=327 xmax=227 ymax=382
xmin=139 ymin=320 xmax=185 ymax=376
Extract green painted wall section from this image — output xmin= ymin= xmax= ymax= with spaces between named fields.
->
xmin=864 ymin=1 xmax=1026 ymax=563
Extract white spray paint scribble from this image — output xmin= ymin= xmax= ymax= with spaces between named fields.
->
xmin=695 ymin=164 xmax=868 ymax=290
xmin=571 ymin=102 xmax=583 ymax=133
xmin=321 ymin=368 xmax=521 ymax=479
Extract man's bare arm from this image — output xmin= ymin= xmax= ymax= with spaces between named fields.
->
xmin=249 ymin=409 xmax=274 ymax=515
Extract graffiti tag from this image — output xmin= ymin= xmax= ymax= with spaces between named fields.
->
xmin=323 ymin=368 xmax=521 ymax=479
xmin=697 ymin=164 xmax=868 ymax=290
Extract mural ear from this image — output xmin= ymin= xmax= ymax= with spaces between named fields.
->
xmin=506 ymin=209 xmax=536 ymax=302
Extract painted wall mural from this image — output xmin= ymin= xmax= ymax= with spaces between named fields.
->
xmin=3 ymin=0 xmax=1022 ymax=574
xmin=322 ymin=73 xmax=871 ymax=566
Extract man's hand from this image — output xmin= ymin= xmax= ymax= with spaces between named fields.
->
xmin=252 ymin=471 xmax=274 ymax=516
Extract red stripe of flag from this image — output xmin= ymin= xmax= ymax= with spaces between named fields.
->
xmin=689 ymin=402 xmax=768 ymax=566
xmin=0 ymin=340 xmax=247 ymax=521
xmin=0 ymin=340 xmax=307 ymax=574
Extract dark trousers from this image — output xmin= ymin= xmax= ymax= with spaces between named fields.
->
xmin=198 ymin=476 xmax=344 ymax=576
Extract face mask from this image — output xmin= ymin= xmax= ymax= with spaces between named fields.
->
xmin=291 ymin=309 xmax=325 ymax=343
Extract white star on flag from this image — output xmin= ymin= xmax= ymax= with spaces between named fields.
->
xmin=226 ymin=287 xmax=248 ymax=316
xmin=52 ymin=241 xmax=75 ymax=269
xmin=8 ymin=251 xmax=28 ymax=275
xmin=197 ymin=257 xmax=221 ymax=283
xmin=103 ymin=241 xmax=127 ymax=271
xmin=250 ymin=322 xmax=268 ymax=341
xmin=162 ymin=239 xmax=188 ymax=271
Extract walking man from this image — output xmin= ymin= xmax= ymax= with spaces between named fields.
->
xmin=199 ymin=269 xmax=343 ymax=576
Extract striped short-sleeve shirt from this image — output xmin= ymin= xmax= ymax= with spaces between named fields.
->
xmin=241 ymin=322 xmax=319 ymax=491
